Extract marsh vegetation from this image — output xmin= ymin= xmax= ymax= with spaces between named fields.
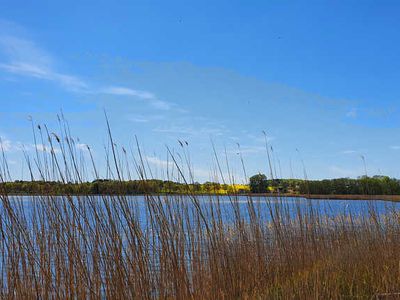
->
xmin=0 ymin=118 xmax=400 ymax=299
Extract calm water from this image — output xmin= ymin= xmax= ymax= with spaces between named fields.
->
xmin=1 ymin=195 xmax=399 ymax=283
xmin=3 ymin=195 xmax=400 ymax=226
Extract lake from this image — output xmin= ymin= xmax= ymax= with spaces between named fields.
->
xmin=3 ymin=194 xmax=399 ymax=227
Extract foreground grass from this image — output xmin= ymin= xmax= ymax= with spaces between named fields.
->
xmin=1 ymin=193 xmax=400 ymax=299
xmin=0 ymin=117 xmax=399 ymax=299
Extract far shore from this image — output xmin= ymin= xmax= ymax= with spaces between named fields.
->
xmin=3 ymin=192 xmax=400 ymax=202
xmin=252 ymin=193 xmax=400 ymax=202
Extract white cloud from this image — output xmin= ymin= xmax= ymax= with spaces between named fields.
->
xmin=0 ymin=138 xmax=62 ymax=154
xmin=127 ymin=114 xmax=165 ymax=123
xmin=0 ymin=34 xmax=88 ymax=92
xmin=102 ymin=86 xmax=171 ymax=110
xmin=228 ymin=145 xmax=265 ymax=155
xmin=102 ymin=86 xmax=154 ymax=99
xmin=0 ymin=134 xmax=65 ymax=156
xmin=0 ymin=136 xmax=61 ymax=154
xmin=0 ymin=35 xmax=53 ymax=67
xmin=390 ymin=146 xmax=400 ymax=150
xmin=0 ymin=26 xmax=174 ymax=110
xmin=35 ymin=144 xmax=60 ymax=153
xmin=145 ymin=156 xmax=174 ymax=168
xmin=0 ymin=62 xmax=88 ymax=91
xmin=0 ymin=136 xmax=27 ymax=153
xmin=76 ymin=143 xmax=89 ymax=151
xmin=341 ymin=150 xmax=357 ymax=154
xmin=129 ymin=116 xmax=150 ymax=123
xmin=0 ymin=137 xmax=12 ymax=152
xmin=153 ymin=125 xmax=225 ymax=136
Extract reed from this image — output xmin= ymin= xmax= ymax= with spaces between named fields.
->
xmin=0 ymin=117 xmax=399 ymax=299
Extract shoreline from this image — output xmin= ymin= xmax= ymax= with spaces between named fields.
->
xmin=250 ymin=193 xmax=400 ymax=202
xmin=3 ymin=192 xmax=400 ymax=202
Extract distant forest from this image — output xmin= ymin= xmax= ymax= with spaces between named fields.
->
xmin=1 ymin=175 xmax=400 ymax=196
xmin=249 ymin=174 xmax=400 ymax=195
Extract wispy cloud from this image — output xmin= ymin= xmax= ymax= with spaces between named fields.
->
xmin=102 ymin=86 xmax=171 ymax=110
xmin=129 ymin=116 xmax=151 ymax=123
xmin=34 ymin=144 xmax=61 ymax=153
xmin=76 ymin=143 xmax=89 ymax=151
xmin=0 ymin=137 xmax=12 ymax=152
xmin=0 ymin=134 xmax=63 ymax=154
xmin=341 ymin=150 xmax=357 ymax=154
xmin=0 ymin=62 xmax=88 ymax=91
xmin=102 ymin=86 xmax=154 ymax=99
xmin=390 ymin=145 xmax=400 ymax=150
xmin=0 ymin=22 xmax=174 ymax=110
xmin=145 ymin=156 xmax=174 ymax=168
xmin=153 ymin=125 xmax=225 ymax=136
xmin=127 ymin=114 xmax=165 ymax=123
xmin=0 ymin=34 xmax=88 ymax=92
xmin=228 ymin=145 xmax=265 ymax=155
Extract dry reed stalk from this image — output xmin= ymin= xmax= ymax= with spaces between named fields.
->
xmin=0 ymin=118 xmax=399 ymax=299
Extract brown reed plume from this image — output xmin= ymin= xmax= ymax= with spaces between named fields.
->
xmin=0 ymin=116 xmax=400 ymax=299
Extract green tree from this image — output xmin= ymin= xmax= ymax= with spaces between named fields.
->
xmin=249 ymin=174 xmax=268 ymax=193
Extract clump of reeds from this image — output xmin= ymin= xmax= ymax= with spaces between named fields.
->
xmin=0 ymin=115 xmax=400 ymax=299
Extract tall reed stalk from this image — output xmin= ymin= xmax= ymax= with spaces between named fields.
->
xmin=0 ymin=117 xmax=399 ymax=299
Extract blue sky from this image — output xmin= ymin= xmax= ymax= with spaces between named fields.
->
xmin=1 ymin=1 xmax=400 ymax=182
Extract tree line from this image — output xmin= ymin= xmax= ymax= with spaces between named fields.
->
xmin=249 ymin=174 xmax=400 ymax=195
xmin=0 ymin=179 xmax=249 ymax=195
xmin=1 ymin=175 xmax=400 ymax=195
